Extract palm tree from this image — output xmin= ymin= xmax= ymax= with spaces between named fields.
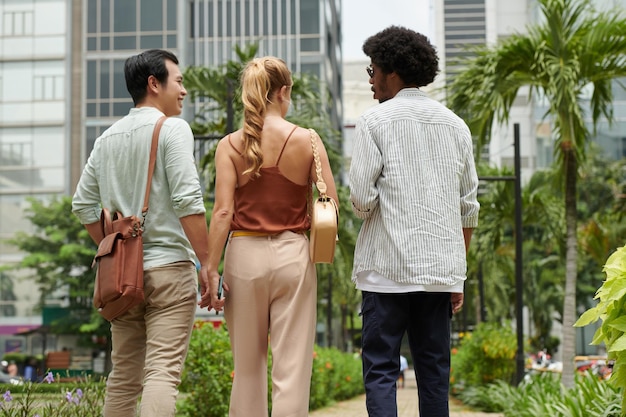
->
xmin=446 ymin=0 xmax=626 ymax=387
xmin=472 ymin=167 xmax=564 ymax=337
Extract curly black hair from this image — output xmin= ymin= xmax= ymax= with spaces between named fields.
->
xmin=362 ymin=26 xmax=439 ymax=87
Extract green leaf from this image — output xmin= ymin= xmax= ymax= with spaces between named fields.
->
xmin=590 ymin=326 xmax=605 ymax=345
xmin=608 ymin=333 xmax=626 ymax=352
xmin=608 ymin=315 xmax=626 ymax=333
xmin=574 ymin=307 xmax=600 ymax=327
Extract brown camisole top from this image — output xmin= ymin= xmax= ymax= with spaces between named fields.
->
xmin=229 ymin=126 xmax=311 ymax=233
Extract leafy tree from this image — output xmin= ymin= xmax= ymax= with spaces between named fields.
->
xmin=183 ymin=44 xmax=362 ymax=350
xmin=472 ymin=150 xmax=626 ymax=357
xmin=447 ymin=0 xmax=626 ymax=386
xmin=6 ymin=197 xmax=109 ymax=347
xmin=578 ymin=155 xmax=626 ymax=268
xmin=470 ymin=166 xmax=564 ymax=347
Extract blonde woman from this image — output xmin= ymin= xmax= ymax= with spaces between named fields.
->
xmin=200 ymin=57 xmax=338 ymax=417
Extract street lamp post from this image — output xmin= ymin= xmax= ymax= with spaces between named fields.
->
xmin=478 ymin=123 xmax=524 ymax=385
xmin=513 ymin=123 xmax=524 ymax=385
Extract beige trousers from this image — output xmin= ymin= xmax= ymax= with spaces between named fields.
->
xmin=224 ymin=231 xmax=317 ymax=417
xmin=103 ymin=261 xmax=197 ymax=417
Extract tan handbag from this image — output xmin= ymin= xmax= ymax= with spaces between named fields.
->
xmin=309 ymin=128 xmax=338 ymax=263
xmin=91 ymin=116 xmax=166 ymax=321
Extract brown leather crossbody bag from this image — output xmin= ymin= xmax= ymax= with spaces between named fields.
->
xmin=91 ymin=116 xmax=166 ymax=321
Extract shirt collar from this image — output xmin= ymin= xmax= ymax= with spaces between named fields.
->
xmin=395 ymin=87 xmax=427 ymax=98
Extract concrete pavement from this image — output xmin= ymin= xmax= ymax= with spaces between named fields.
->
xmin=309 ymin=370 xmax=503 ymax=417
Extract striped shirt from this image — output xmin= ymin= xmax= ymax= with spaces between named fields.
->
xmin=349 ymin=88 xmax=479 ymax=292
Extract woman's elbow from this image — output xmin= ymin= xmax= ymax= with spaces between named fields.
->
xmin=212 ymin=206 xmax=234 ymax=220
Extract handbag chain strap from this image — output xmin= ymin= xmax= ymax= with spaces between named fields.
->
xmin=309 ymin=128 xmax=328 ymax=197
xmin=141 ymin=115 xmax=167 ymax=225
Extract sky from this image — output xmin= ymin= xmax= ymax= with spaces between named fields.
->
xmin=341 ymin=0 xmax=433 ymax=61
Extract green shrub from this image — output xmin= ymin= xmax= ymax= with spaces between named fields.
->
xmin=1 ymin=353 xmax=28 ymax=366
xmin=178 ymin=321 xmax=234 ymax=417
xmin=309 ymin=346 xmax=363 ymax=408
xmin=458 ymin=372 xmax=622 ymax=417
xmin=451 ymin=322 xmax=517 ymax=390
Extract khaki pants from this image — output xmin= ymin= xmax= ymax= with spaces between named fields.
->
xmin=224 ymin=231 xmax=317 ymax=417
xmin=103 ymin=261 xmax=197 ymax=417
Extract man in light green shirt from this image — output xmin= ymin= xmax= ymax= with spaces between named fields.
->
xmin=72 ymin=49 xmax=222 ymax=417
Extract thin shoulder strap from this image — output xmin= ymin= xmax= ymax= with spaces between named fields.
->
xmin=142 ymin=116 xmax=167 ymax=216
xmin=227 ymin=134 xmax=243 ymax=155
xmin=275 ymin=125 xmax=298 ymax=165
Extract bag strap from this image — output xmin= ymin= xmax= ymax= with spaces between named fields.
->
xmin=101 ymin=208 xmax=113 ymax=235
xmin=309 ymin=128 xmax=328 ymax=198
xmin=142 ymin=116 xmax=167 ymax=218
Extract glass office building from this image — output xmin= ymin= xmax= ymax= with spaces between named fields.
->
xmin=83 ymin=0 xmax=342 ymax=159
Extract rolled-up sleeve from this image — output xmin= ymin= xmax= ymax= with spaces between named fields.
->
xmin=72 ymin=141 xmax=103 ymax=225
xmin=349 ymin=117 xmax=383 ymax=219
xmin=163 ymin=120 xmax=206 ymax=217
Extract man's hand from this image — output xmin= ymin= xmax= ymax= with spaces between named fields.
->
xmin=197 ymin=266 xmax=212 ymax=310
xmin=451 ymin=293 xmax=464 ymax=314
xmin=198 ymin=268 xmax=227 ymax=313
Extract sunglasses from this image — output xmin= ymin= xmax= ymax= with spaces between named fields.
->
xmin=366 ymin=65 xmax=374 ymax=78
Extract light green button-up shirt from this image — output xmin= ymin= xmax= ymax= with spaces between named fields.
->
xmin=349 ymin=88 xmax=479 ymax=292
xmin=72 ymin=107 xmax=206 ymax=269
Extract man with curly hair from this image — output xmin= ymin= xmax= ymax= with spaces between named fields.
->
xmin=349 ymin=26 xmax=480 ymax=417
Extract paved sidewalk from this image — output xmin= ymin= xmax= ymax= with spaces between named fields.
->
xmin=309 ymin=371 xmax=503 ymax=417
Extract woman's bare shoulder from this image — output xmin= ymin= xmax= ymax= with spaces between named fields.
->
xmin=289 ymin=125 xmax=315 ymax=146
xmin=218 ymin=129 xmax=244 ymax=153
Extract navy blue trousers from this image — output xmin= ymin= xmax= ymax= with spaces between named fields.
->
xmin=361 ymin=291 xmax=452 ymax=417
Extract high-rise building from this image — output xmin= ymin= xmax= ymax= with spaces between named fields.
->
xmin=0 ymin=0 xmax=342 ymax=354
xmin=0 ymin=0 xmax=69 ymax=343
xmin=433 ymin=0 xmax=625 ymax=182
xmin=432 ymin=0 xmax=537 ymax=181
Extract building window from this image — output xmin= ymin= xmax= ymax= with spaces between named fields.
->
xmin=301 ymin=0 xmax=319 ymax=34
xmin=2 ymin=10 xmax=34 ymax=36
xmin=301 ymin=37 xmax=320 ymax=52
xmin=0 ymin=127 xmax=65 ymax=191
xmin=33 ymin=75 xmax=64 ymax=101
xmin=86 ymin=0 xmax=176 ymax=51
xmin=0 ymin=272 xmax=17 ymax=318
xmin=85 ymin=59 xmax=133 ymax=118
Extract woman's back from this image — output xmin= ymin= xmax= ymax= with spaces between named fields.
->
xmin=228 ymin=117 xmax=313 ymax=189
xmin=227 ymin=118 xmax=313 ymax=233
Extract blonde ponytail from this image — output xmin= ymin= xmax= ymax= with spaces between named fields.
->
xmin=240 ymin=57 xmax=292 ymax=177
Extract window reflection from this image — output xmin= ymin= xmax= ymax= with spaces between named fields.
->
xmin=113 ymin=0 xmax=136 ymax=32
xmin=141 ymin=0 xmax=163 ymax=31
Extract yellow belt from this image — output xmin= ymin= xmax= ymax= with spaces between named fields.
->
xmin=230 ymin=230 xmax=304 ymax=237
xmin=231 ymin=231 xmax=273 ymax=237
